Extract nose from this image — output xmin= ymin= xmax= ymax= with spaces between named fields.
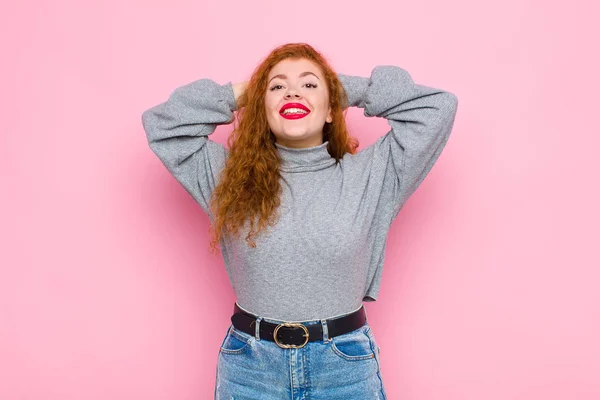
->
xmin=284 ymin=88 xmax=302 ymax=99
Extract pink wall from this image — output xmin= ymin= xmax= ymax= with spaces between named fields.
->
xmin=2 ymin=0 xmax=599 ymax=398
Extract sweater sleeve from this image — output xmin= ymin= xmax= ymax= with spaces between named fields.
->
xmin=338 ymin=66 xmax=458 ymax=219
xmin=141 ymin=79 xmax=236 ymax=219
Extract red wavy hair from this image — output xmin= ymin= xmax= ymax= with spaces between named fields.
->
xmin=208 ymin=43 xmax=359 ymax=252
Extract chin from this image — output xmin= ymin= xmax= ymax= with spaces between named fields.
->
xmin=276 ymin=132 xmax=309 ymax=141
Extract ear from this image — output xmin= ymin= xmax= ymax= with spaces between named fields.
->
xmin=326 ymin=106 xmax=333 ymax=123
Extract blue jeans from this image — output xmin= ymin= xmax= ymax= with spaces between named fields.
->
xmin=214 ymin=313 xmax=387 ymax=399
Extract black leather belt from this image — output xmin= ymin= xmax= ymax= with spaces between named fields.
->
xmin=231 ymin=303 xmax=367 ymax=349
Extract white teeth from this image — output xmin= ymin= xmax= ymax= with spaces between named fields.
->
xmin=282 ymin=108 xmax=308 ymax=115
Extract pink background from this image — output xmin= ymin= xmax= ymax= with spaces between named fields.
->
xmin=2 ymin=0 xmax=599 ymax=399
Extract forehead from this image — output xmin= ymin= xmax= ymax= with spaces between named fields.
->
xmin=268 ymin=58 xmax=323 ymax=79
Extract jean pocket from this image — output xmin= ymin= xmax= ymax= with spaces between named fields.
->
xmin=219 ymin=325 xmax=254 ymax=355
xmin=329 ymin=325 xmax=376 ymax=361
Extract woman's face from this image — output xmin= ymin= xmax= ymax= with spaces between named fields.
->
xmin=265 ymin=58 xmax=332 ymax=149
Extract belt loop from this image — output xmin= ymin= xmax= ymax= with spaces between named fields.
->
xmin=321 ymin=319 xmax=330 ymax=343
xmin=255 ymin=317 xmax=263 ymax=341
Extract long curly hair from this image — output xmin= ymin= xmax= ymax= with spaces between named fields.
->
xmin=208 ymin=43 xmax=359 ymax=252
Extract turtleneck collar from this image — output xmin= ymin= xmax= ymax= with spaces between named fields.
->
xmin=275 ymin=141 xmax=337 ymax=173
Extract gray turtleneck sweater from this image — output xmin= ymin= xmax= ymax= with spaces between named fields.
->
xmin=141 ymin=66 xmax=458 ymax=322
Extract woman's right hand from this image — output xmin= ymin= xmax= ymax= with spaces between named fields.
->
xmin=232 ymin=81 xmax=249 ymax=107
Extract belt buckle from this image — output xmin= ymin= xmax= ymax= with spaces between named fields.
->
xmin=273 ymin=322 xmax=309 ymax=349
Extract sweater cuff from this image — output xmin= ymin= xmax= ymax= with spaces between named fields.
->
xmin=337 ymin=73 xmax=370 ymax=108
xmin=221 ymin=81 xmax=238 ymax=111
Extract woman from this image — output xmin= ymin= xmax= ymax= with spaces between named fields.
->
xmin=142 ymin=43 xmax=458 ymax=399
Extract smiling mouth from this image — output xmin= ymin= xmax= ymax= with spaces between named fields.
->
xmin=279 ymin=102 xmax=311 ymax=119
xmin=280 ymin=108 xmax=310 ymax=120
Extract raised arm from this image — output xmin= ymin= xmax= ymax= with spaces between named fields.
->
xmin=141 ymin=79 xmax=239 ymax=219
xmin=338 ymin=66 xmax=458 ymax=218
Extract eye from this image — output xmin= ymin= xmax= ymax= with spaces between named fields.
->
xmin=268 ymin=83 xmax=318 ymax=91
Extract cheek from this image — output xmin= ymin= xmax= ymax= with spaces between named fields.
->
xmin=264 ymin=99 xmax=279 ymax=127
xmin=265 ymin=93 xmax=280 ymax=110
xmin=313 ymin=93 xmax=329 ymax=110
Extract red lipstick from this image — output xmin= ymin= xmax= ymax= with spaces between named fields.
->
xmin=279 ymin=103 xmax=310 ymax=120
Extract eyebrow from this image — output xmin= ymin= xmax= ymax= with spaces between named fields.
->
xmin=268 ymin=71 xmax=320 ymax=83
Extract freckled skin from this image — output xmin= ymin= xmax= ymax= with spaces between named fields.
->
xmin=265 ymin=58 xmax=333 ymax=149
